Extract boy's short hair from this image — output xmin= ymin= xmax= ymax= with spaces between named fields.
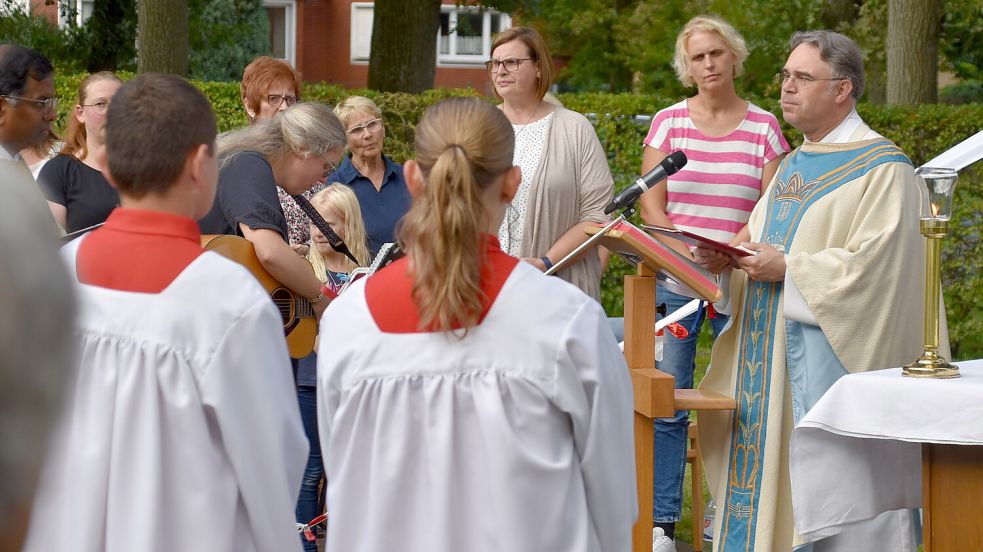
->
xmin=106 ymin=73 xmax=217 ymax=198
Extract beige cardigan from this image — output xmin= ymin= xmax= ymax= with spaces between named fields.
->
xmin=517 ymin=106 xmax=613 ymax=300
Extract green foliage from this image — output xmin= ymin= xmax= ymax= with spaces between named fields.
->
xmin=940 ymin=81 xmax=983 ymax=105
xmin=525 ymin=0 xmax=980 ymax=104
xmin=0 ymin=2 xmax=87 ymax=73
xmin=940 ymin=0 xmax=982 ymax=82
xmin=1 ymin=0 xmax=268 ymax=78
xmin=77 ymin=0 xmax=137 ymax=72
xmin=188 ymin=0 xmax=270 ymax=81
xmin=45 ymin=75 xmax=983 ymax=357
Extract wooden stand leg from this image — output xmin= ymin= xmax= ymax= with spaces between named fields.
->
xmin=690 ymin=423 xmax=703 ymax=552
xmin=633 ymin=411 xmax=654 ymax=552
xmin=922 ymin=443 xmax=983 ymax=551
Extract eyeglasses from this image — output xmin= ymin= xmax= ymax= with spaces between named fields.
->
xmin=82 ymin=100 xmax=110 ymax=115
xmin=267 ymin=94 xmax=298 ymax=107
xmin=1 ymin=94 xmax=59 ymax=112
xmin=775 ymin=71 xmax=848 ymax=88
xmin=321 ymin=153 xmax=338 ymax=180
xmin=346 ymin=117 xmax=382 ymax=136
xmin=485 ymin=58 xmax=535 ymax=72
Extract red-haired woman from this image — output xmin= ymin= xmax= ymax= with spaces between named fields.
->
xmin=38 ymin=72 xmax=121 ymax=233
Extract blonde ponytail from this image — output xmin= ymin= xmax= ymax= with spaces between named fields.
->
xmin=398 ymin=98 xmax=515 ymax=333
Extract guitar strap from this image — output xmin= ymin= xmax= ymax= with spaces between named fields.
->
xmin=290 ymin=193 xmax=361 ymax=266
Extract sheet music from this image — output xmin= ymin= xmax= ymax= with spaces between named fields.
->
xmin=369 ymin=242 xmax=404 ymax=273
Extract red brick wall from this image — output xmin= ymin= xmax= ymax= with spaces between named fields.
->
xmin=29 ymin=0 xmax=60 ymax=25
xmin=298 ymin=0 xmax=495 ymax=95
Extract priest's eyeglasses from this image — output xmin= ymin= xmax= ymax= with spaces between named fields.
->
xmin=485 ymin=58 xmax=535 ymax=72
xmin=1 ymin=94 xmax=59 ymax=112
xmin=267 ymin=94 xmax=298 ymax=107
xmin=775 ymin=71 xmax=848 ymax=88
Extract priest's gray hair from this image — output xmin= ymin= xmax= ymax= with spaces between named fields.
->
xmin=790 ymin=30 xmax=866 ymax=101
xmin=0 ymin=167 xmax=75 ymax=547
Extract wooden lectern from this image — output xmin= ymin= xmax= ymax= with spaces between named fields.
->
xmin=583 ymin=220 xmax=737 ymax=552
xmin=922 ymin=444 xmax=983 ymax=551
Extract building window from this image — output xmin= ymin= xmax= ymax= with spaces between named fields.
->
xmin=351 ymin=2 xmax=374 ymax=63
xmin=350 ymin=3 xmax=510 ymax=67
xmin=264 ymin=0 xmax=296 ymax=67
xmin=56 ymin=0 xmax=94 ymax=26
xmin=438 ymin=6 xmax=509 ymax=65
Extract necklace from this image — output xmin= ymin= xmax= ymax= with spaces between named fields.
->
xmin=508 ymin=102 xmax=542 ymax=141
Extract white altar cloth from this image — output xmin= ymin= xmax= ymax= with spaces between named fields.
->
xmin=789 ymin=359 xmax=983 ymax=541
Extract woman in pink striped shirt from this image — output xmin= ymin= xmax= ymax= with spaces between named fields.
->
xmin=637 ymin=15 xmax=789 ymax=550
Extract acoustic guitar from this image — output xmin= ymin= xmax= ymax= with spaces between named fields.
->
xmin=201 ymin=234 xmax=317 ymax=359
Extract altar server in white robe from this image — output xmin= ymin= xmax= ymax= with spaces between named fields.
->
xmin=317 ymin=97 xmax=636 ymax=552
xmin=24 ymin=74 xmax=308 ymax=552
xmin=694 ymin=31 xmax=944 ymax=552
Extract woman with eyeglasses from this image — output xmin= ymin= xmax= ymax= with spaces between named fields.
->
xmin=332 ymin=96 xmax=410 ymax=259
xmin=38 ymin=71 xmax=122 ymax=234
xmin=488 ymin=27 xmax=613 ymax=301
xmin=239 ymin=56 xmax=328 ymax=252
xmin=636 ymin=16 xmax=789 ymax=550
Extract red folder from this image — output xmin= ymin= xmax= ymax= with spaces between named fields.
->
xmin=586 ymin=220 xmax=721 ymax=302
xmin=643 ymin=225 xmax=753 ymax=257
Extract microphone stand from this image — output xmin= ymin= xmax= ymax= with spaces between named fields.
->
xmin=544 ymin=205 xmax=636 ymax=276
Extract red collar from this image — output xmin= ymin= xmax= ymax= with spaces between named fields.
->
xmin=77 ymin=208 xmax=204 ymax=292
xmin=365 ymin=235 xmax=519 ymax=333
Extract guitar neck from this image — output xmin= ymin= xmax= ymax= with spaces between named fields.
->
xmin=290 ymin=194 xmax=361 ymax=266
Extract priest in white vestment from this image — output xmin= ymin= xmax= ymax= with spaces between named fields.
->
xmin=23 ymin=74 xmax=308 ymax=552
xmin=694 ymin=31 xmax=945 ymax=552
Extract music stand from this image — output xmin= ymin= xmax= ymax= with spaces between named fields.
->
xmin=548 ymin=210 xmax=726 ymax=552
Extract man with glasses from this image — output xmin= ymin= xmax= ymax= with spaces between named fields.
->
xmin=694 ymin=31 xmax=928 ymax=552
xmin=0 ymin=44 xmax=60 ymax=234
xmin=0 ymin=44 xmax=57 ymax=159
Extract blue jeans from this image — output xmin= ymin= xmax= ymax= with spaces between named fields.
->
xmin=295 ymin=382 xmax=324 ymax=552
xmin=653 ymin=285 xmax=728 ymax=522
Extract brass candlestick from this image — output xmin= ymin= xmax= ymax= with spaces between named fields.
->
xmin=903 ymin=168 xmax=959 ymax=379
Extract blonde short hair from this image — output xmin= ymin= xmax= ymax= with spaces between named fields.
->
xmin=672 ymin=15 xmax=749 ymax=87
xmin=334 ymin=96 xmax=382 ymax=129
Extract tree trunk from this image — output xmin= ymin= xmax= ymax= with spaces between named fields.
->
xmin=886 ymin=0 xmax=940 ymax=105
xmin=367 ymin=0 xmax=441 ymax=93
xmin=137 ymin=0 xmax=189 ymax=76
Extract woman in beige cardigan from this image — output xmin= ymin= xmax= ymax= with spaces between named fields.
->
xmin=488 ymin=27 xmax=613 ymax=300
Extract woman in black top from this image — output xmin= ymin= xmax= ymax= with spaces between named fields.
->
xmin=39 ymin=72 xmax=121 ymax=233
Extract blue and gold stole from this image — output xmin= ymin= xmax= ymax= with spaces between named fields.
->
xmin=717 ymin=139 xmax=910 ymax=551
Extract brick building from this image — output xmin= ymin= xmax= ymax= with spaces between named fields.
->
xmin=21 ymin=0 xmax=510 ymax=93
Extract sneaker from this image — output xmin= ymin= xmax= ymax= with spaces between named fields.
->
xmin=652 ymin=527 xmax=676 ymax=552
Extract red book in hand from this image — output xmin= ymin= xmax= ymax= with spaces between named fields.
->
xmin=642 ymin=225 xmax=754 ymax=257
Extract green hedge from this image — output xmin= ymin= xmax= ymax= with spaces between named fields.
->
xmin=49 ymin=74 xmax=983 ymax=358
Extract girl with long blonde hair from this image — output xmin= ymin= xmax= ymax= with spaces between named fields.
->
xmin=305 ymin=185 xmax=370 ymax=292
xmin=315 ymin=97 xmax=636 ymax=552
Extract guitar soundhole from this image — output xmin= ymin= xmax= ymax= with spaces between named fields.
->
xmin=271 ymin=288 xmax=294 ymax=326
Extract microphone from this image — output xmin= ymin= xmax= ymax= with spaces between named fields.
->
xmin=604 ymin=151 xmax=687 ymax=214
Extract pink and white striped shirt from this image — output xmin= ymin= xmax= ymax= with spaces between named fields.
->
xmin=643 ymin=99 xmax=789 ymax=243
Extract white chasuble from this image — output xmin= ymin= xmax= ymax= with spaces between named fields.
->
xmin=699 ymin=138 xmax=941 ymax=551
